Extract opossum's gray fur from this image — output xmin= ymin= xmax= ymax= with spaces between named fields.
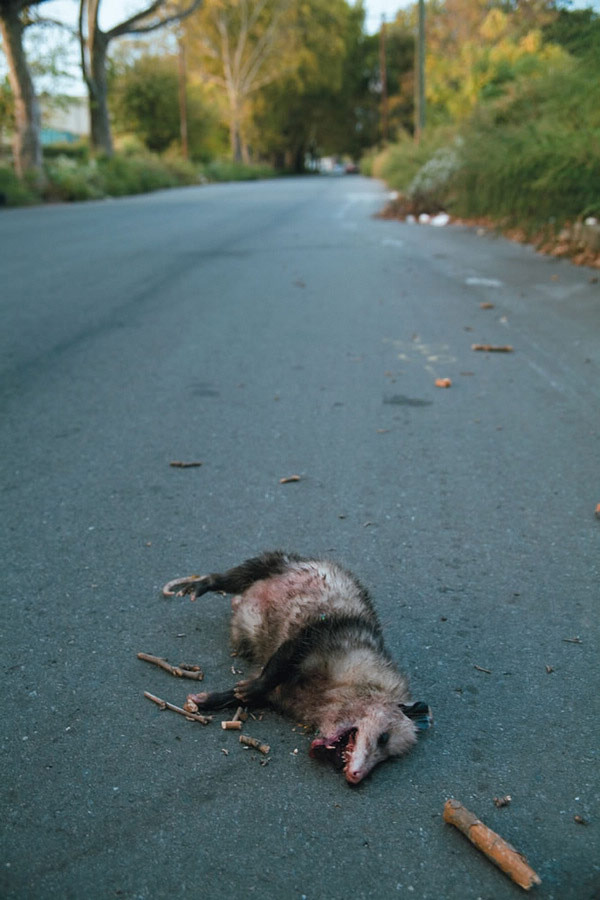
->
xmin=164 ymin=551 xmax=431 ymax=784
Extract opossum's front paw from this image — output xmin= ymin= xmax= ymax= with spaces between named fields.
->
xmin=162 ymin=575 xmax=210 ymax=600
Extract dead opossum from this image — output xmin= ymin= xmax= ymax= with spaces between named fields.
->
xmin=163 ymin=550 xmax=432 ymax=784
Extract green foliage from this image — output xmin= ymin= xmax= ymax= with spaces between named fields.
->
xmin=371 ymin=4 xmax=600 ymax=232
xmin=369 ymin=128 xmax=452 ymax=191
xmin=452 ymin=48 xmax=600 ymax=227
xmin=109 ymin=53 xmax=227 ymax=161
xmin=250 ymin=0 xmax=366 ymax=169
xmin=43 ymin=156 xmax=104 ymax=202
xmin=39 ymin=151 xmax=198 ymax=203
xmin=201 ymin=159 xmax=276 ymax=182
xmin=110 ymin=55 xmax=181 ymax=153
xmin=0 ymin=166 xmax=39 ymax=205
xmin=43 ymin=141 xmax=90 ymax=162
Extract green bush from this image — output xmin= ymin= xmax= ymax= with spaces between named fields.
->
xmin=0 ymin=166 xmax=40 ymax=206
xmin=368 ymin=129 xmax=453 ymax=192
xmin=43 ymin=141 xmax=90 ymax=163
xmin=201 ymin=159 xmax=275 ymax=182
xmin=451 ymin=50 xmax=600 ymax=229
xmin=44 ymin=156 xmax=104 ymax=202
xmin=370 ymin=46 xmax=600 ymax=232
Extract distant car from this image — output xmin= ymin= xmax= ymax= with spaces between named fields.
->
xmin=344 ymin=162 xmax=359 ymax=175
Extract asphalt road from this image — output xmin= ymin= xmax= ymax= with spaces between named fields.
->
xmin=1 ymin=176 xmax=598 ymax=900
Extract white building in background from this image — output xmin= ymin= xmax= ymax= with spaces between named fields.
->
xmin=40 ymin=96 xmax=90 ymax=144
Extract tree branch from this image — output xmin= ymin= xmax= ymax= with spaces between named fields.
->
xmin=108 ymin=0 xmax=202 ymax=39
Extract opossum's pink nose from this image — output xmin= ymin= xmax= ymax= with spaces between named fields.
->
xmin=345 ymin=769 xmax=364 ymax=785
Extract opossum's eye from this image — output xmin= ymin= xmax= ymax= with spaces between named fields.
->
xmin=378 ymin=731 xmax=390 ymax=747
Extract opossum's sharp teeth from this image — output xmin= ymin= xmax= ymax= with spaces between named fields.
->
xmin=309 ymin=729 xmax=357 ymax=772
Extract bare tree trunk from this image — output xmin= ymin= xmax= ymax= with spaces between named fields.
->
xmin=229 ymin=103 xmax=243 ymax=162
xmin=87 ymin=31 xmax=113 ymax=155
xmin=79 ymin=0 xmax=202 ymax=158
xmin=0 ymin=5 xmax=43 ymax=180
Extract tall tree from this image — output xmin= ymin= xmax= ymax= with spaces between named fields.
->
xmin=184 ymin=0 xmax=295 ymax=163
xmin=79 ymin=0 xmax=202 ymax=155
xmin=0 ymin=0 xmax=48 ymax=178
xmin=250 ymin=0 xmax=360 ymax=170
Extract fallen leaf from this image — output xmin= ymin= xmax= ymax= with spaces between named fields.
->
xmin=435 ymin=377 xmax=452 ymax=388
xmin=595 ymin=503 xmax=600 ymax=519
xmin=480 ymin=302 xmax=495 ymax=309
xmin=493 ymin=795 xmax=512 ymax=808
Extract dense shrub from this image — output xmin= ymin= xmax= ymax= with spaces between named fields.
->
xmin=43 ymin=141 xmax=90 ymax=163
xmin=43 ymin=156 xmax=104 ymax=202
xmin=0 ymin=166 xmax=39 ymax=206
xmin=201 ymin=159 xmax=276 ymax=182
xmin=365 ymin=44 xmax=600 ymax=232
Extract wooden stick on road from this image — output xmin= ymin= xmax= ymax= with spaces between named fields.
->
xmin=137 ymin=652 xmax=204 ymax=680
xmin=144 ymin=691 xmax=212 ymax=725
xmin=443 ymin=799 xmax=541 ymax=890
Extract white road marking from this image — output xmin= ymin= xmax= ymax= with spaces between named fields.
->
xmin=465 ymin=277 xmax=503 ymax=288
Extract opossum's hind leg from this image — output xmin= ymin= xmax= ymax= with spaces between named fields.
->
xmin=187 ymin=689 xmax=239 ymax=711
xmin=162 ymin=574 xmax=214 ymax=600
xmin=234 ymin=635 xmax=304 ymax=705
xmin=162 ymin=550 xmax=298 ymax=601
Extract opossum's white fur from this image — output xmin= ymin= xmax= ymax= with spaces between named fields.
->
xmin=229 ymin=556 xmax=418 ymax=784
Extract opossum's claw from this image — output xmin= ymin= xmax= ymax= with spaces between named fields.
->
xmin=399 ymin=701 xmax=433 ymax=731
xmin=186 ymin=691 xmax=209 ymax=708
xmin=234 ymin=678 xmax=264 ymax=705
xmin=162 ymin=575 xmax=209 ymax=599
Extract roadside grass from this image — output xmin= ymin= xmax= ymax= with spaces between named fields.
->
xmin=0 ymin=148 xmax=278 ymax=207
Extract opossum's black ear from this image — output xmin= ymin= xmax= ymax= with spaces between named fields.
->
xmin=399 ymin=701 xmax=433 ymax=731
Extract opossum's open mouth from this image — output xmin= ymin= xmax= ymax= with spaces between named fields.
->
xmin=309 ymin=728 xmax=357 ymax=774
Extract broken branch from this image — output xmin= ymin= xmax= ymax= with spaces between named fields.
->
xmin=137 ymin=652 xmax=204 ymax=680
xmin=143 ymin=691 xmax=212 ymax=725
xmin=443 ymin=798 xmax=541 ymax=890
xmin=169 ymin=461 xmax=203 ymax=468
xmin=239 ymin=734 xmax=270 ymax=755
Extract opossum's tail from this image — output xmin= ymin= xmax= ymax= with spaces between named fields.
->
xmin=162 ymin=550 xmax=300 ymax=601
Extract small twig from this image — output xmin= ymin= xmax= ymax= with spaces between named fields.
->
xmin=143 ymin=691 xmax=212 ymax=725
xmin=562 ymin=636 xmax=582 ymax=644
xmin=474 ymin=664 xmax=492 ymax=674
xmin=493 ymin=795 xmax=512 ymax=808
xmin=137 ymin=652 xmax=204 ymax=680
xmin=221 ymin=720 xmax=243 ymax=730
xmin=170 ymin=461 xmax=203 ymax=468
xmin=239 ymin=734 xmax=270 ymax=755
xmin=471 ymin=344 xmax=514 ymax=352
xmin=232 ymin=706 xmax=247 ymax=723
xmin=279 ymin=474 xmax=301 ymax=483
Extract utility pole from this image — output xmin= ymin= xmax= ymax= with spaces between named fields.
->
xmin=178 ymin=35 xmax=189 ymax=160
xmin=415 ymin=0 xmax=426 ymax=142
xmin=379 ymin=15 xmax=389 ymax=144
